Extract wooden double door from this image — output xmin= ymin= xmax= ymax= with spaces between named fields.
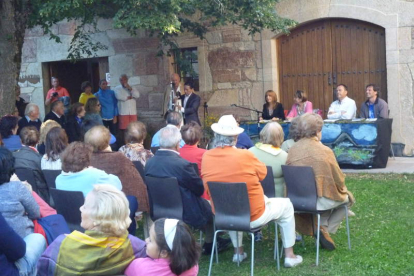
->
xmin=277 ymin=19 xmax=387 ymax=117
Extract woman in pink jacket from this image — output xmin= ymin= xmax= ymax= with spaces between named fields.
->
xmin=286 ymin=90 xmax=313 ymax=120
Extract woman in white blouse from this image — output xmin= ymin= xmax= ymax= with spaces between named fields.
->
xmin=41 ymin=127 xmax=68 ymax=170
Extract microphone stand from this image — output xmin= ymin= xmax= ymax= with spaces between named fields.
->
xmin=230 ymin=104 xmax=263 ymax=132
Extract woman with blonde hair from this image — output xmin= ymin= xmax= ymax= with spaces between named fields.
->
xmin=37 ymin=120 xmax=61 ymax=155
xmin=37 ymin=184 xmax=146 ymax=275
xmin=260 ymin=90 xmax=285 ymax=121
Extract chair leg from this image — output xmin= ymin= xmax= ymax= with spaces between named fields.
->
xmin=236 ymin=231 xmax=240 ymax=267
xmin=274 ymin=222 xmax=280 ymax=271
xmin=344 ymin=205 xmax=351 ymax=250
xmin=316 ymin=214 xmax=320 ymax=266
xmin=208 ymin=230 xmax=221 ymax=276
xmin=250 ymin=232 xmax=255 ymax=276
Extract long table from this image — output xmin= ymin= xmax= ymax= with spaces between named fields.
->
xmin=240 ymin=119 xmax=393 ymax=168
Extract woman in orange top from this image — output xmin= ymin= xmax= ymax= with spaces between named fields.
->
xmin=201 ymin=115 xmax=303 ymax=268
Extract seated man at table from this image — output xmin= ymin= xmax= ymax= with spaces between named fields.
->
xmin=327 ymin=84 xmax=356 ymax=119
xmin=360 ymin=84 xmax=389 ymax=119
xmin=145 ymin=126 xmax=230 ymax=255
xmin=202 ymin=115 xmax=303 ymax=267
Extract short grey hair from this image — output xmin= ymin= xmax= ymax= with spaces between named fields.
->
xmin=119 ymin=74 xmax=128 ymax=81
xmin=260 ymin=122 xmax=284 ymax=147
xmin=159 ymin=126 xmax=181 ymax=149
xmin=213 ymin=133 xmax=237 ymax=148
xmin=25 ymin=103 xmax=39 ymax=117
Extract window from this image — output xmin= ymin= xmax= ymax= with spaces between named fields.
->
xmin=173 ymin=47 xmax=199 ymax=91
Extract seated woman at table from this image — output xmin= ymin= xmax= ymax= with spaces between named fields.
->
xmin=286 ymin=90 xmax=313 ymax=120
xmin=37 ymin=184 xmax=146 ymax=276
xmin=260 ymin=90 xmax=285 ymax=121
xmin=286 ymin=113 xmax=354 ymax=251
xmin=249 ymin=122 xmax=287 ymax=197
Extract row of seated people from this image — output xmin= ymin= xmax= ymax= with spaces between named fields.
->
xmin=0 ymin=110 xmax=354 ymax=275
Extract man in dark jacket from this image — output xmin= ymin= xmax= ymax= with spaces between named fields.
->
xmin=17 ymin=103 xmax=42 ymax=134
xmin=145 ymin=126 xmax=230 ymax=254
xmin=360 ymin=84 xmax=389 ymax=119
xmin=44 ymin=100 xmax=66 ymax=127
xmin=176 ymin=81 xmax=201 ymax=125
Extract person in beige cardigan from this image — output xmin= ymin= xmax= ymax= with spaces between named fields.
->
xmin=286 ymin=113 xmax=354 ymax=251
xmin=84 ymin=126 xmax=149 ymax=213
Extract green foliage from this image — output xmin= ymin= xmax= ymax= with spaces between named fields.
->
xmin=27 ymin=0 xmax=296 ymax=61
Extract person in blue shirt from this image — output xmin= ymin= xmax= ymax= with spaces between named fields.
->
xmin=151 ymin=111 xmax=185 ymax=148
xmin=94 ymin=79 xmax=119 ymax=135
xmin=233 ymin=114 xmax=254 ymax=149
xmin=0 ymin=115 xmax=22 ymax=152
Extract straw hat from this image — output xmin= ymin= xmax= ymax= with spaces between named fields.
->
xmin=211 ymin=115 xmax=245 ymax=136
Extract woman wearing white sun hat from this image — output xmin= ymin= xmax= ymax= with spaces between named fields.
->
xmin=201 ymin=115 xmax=303 ymax=268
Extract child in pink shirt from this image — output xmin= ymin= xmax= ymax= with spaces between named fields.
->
xmin=125 ymin=219 xmax=199 ymax=276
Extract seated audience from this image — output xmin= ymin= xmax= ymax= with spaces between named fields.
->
xmin=56 ymin=142 xmax=121 ymax=196
xmin=234 ymin=114 xmax=254 ymax=149
xmin=281 ymin=116 xmax=300 ymax=153
xmin=0 ymin=115 xmax=22 ymax=151
xmin=0 ymin=147 xmax=41 ymax=238
xmin=327 ymin=84 xmax=356 ymax=119
xmin=146 ymin=126 xmax=230 ymax=255
xmin=37 ymin=120 xmax=61 ymax=155
xmin=125 ymin=218 xmax=199 ymax=276
xmin=286 ymin=90 xmax=313 ymax=120
xmin=37 ymin=185 xmax=146 ymax=275
xmin=13 ymin=126 xmax=49 ymax=202
xmin=119 ymin=121 xmax=153 ymax=166
xmin=84 ymin=126 xmax=149 ymax=233
xmin=286 ymin=113 xmax=355 ymax=250
xmin=360 ymin=84 xmax=389 ymax=119
xmin=64 ymin=102 xmax=85 ymax=143
xmin=41 ymin=127 xmax=68 ymax=170
xmin=17 ymin=103 xmax=42 ymax=134
xmin=44 ymin=100 xmax=66 ymax=128
xmin=0 ymin=212 xmax=46 ymax=276
xmin=202 ymin=115 xmax=303 ymax=267
xmin=179 ymin=122 xmax=206 ymax=176
xmin=151 ymin=111 xmax=185 ymax=148
xmin=249 ymin=122 xmax=287 ymax=197
xmin=78 ymin=81 xmax=95 ymax=105
xmin=260 ymin=90 xmax=286 ymax=121
xmin=84 ymin=97 xmax=104 ymax=126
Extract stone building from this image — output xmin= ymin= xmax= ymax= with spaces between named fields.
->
xmin=19 ymin=0 xmax=414 ymax=154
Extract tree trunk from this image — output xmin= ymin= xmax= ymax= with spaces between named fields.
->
xmin=0 ymin=0 xmax=27 ymax=116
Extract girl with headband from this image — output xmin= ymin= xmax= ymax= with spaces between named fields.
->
xmin=125 ymin=218 xmax=200 ymax=276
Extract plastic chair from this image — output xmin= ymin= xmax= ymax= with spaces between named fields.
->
xmin=150 ymin=147 xmax=160 ymax=154
xmin=260 ymin=166 xmax=275 ymax=198
xmin=207 ymin=182 xmax=280 ymax=276
xmin=144 ymin=176 xmax=183 ymax=221
xmin=15 ymin=168 xmax=37 ymax=190
xmin=281 ymin=165 xmax=351 ymax=266
xmin=50 ymin=188 xmax=84 ymax=232
xmin=132 ymin=161 xmax=146 ymax=183
xmin=42 ymin=170 xmax=61 ymax=189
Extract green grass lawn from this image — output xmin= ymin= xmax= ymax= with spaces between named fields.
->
xmin=196 ymin=174 xmax=414 ymax=276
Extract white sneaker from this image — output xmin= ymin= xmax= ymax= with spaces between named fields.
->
xmin=232 ymin=252 xmax=247 ymax=263
xmin=284 ymin=255 xmax=303 ymax=268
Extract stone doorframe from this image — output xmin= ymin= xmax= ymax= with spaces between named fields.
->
xmin=259 ymin=3 xmax=412 ymax=152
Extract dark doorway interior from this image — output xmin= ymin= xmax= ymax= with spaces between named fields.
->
xmin=42 ymin=57 xmax=108 ymax=105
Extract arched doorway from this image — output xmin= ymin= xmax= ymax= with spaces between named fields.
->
xmin=277 ymin=19 xmax=387 ymax=116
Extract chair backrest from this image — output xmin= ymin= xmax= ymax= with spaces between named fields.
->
xmin=207 ymin=182 xmax=251 ymax=232
xmin=15 ymin=168 xmax=37 ymax=191
xmin=260 ymin=166 xmax=275 ymax=198
xmin=191 ymin=163 xmax=200 ymax=176
xmin=145 ymin=176 xmax=183 ymax=221
xmin=42 ymin=170 xmax=62 ymax=189
xmin=151 ymin=147 xmax=160 ymax=154
xmin=132 ymin=161 xmax=146 ymax=182
xmin=281 ymin=165 xmax=318 ymax=212
xmin=50 ymin=188 xmax=84 ymax=232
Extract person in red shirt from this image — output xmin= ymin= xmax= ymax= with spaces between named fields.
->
xmin=45 ymin=77 xmax=70 ymax=106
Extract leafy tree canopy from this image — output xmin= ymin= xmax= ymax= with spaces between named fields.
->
xmin=28 ymin=0 xmax=296 ymax=60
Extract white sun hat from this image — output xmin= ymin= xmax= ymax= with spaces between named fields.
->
xmin=211 ymin=115 xmax=245 ymax=136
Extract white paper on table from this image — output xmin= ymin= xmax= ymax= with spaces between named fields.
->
xmin=324 ymin=119 xmax=339 ymax=122
xmin=365 ymin=118 xmax=377 ymax=122
xmin=352 ymin=118 xmax=365 ymax=122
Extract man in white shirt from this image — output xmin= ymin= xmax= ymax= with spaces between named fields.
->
xmin=114 ymin=74 xmax=140 ymax=130
xmin=327 ymin=84 xmax=356 ymax=119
